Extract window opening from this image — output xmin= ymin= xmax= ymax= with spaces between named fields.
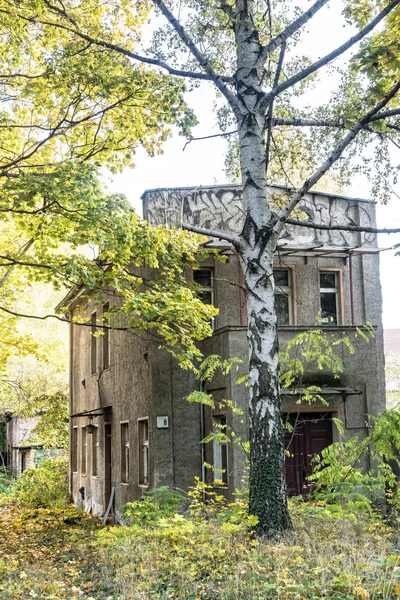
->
xmin=320 ymin=272 xmax=339 ymax=325
xmin=194 ymin=269 xmax=214 ymax=306
xmin=90 ymin=312 xmax=97 ymax=374
xmin=92 ymin=426 xmax=98 ymax=477
xmin=102 ymin=303 xmax=110 ymax=369
xmin=81 ymin=427 xmax=87 ymax=475
xmin=273 ymin=268 xmax=292 ymax=326
xmin=139 ymin=419 xmax=149 ymax=486
xmin=213 ymin=416 xmax=228 ymax=485
xmin=72 ymin=426 xmax=78 ymax=472
xmin=120 ymin=422 xmax=130 ymax=484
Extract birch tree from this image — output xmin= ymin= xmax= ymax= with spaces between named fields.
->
xmin=3 ymin=0 xmax=400 ymax=535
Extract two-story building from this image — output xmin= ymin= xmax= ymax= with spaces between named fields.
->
xmin=62 ymin=184 xmax=386 ymax=516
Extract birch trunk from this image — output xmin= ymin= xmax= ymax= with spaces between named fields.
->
xmin=236 ymin=120 xmax=292 ymax=534
xmin=234 ymin=2 xmax=292 ymax=532
xmin=241 ymin=237 xmax=292 ymax=535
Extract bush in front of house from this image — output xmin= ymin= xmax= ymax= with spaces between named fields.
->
xmin=6 ymin=456 xmax=68 ymax=508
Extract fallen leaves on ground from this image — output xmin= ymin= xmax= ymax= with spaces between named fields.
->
xmin=0 ymin=505 xmax=116 ymax=599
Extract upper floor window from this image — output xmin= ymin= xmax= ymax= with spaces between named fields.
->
xmin=273 ymin=268 xmax=292 ymax=326
xmin=102 ymin=303 xmax=110 ymax=370
xmin=320 ymin=271 xmax=339 ymax=325
xmin=90 ymin=311 xmax=97 ymax=374
xmin=194 ymin=269 xmax=214 ymax=306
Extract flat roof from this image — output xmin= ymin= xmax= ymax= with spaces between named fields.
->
xmin=141 ymin=183 xmax=375 ymax=204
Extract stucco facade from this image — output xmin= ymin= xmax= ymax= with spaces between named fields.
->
xmin=66 ymin=185 xmax=386 ymax=515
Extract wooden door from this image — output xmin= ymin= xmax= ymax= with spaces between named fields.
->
xmin=284 ymin=412 xmax=332 ymax=496
xmin=104 ymin=424 xmax=112 ymax=509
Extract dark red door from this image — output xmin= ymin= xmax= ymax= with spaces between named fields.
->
xmin=284 ymin=412 xmax=332 ymax=496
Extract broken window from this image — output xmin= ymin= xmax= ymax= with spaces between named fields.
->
xmin=194 ymin=268 xmax=214 ymax=306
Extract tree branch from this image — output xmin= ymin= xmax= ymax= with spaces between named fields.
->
xmin=277 ymin=79 xmax=400 ymax=227
xmin=183 ymin=107 xmax=400 ymax=148
xmin=183 ymin=129 xmax=238 ymax=149
xmin=272 ymin=109 xmax=400 ymax=128
xmin=151 ymin=0 xmax=239 ymax=110
xmin=285 ymin=218 xmax=400 ymax=234
xmin=182 ymin=222 xmax=243 ymax=249
xmin=268 ymin=0 xmax=400 ymax=101
xmin=260 ymin=0 xmax=330 ymax=63
xmin=266 ymin=42 xmax=286 ymax=175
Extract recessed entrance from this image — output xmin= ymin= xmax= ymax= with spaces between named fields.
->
xmin=284 ymin=412 xmax=333 ymax=496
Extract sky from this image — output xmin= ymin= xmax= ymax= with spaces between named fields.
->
xmin=109 ymin=1 xmax=400 ymax=330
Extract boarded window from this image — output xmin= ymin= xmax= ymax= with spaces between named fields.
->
xmin=120 ymin=423 xmax=129 ymax=484
xmin=138 ymin=419 xmax=149 ymax=486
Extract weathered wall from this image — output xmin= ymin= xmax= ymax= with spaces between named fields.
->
xmin=70 ymin=293 xmax=152 ymax=516
xmin=142 ymin=185 xmax=378 ymax=249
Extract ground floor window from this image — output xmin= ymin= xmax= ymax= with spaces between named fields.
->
xmin=81 ymin=427 xmax=87 ymax=475
xmin=120 ymin=422 xmax=129 ymax=484
xmin=213 ymin=415 xmax=228 ymax=485
xmin=138 ymin=419 xmax=149 ymax=486
xmin=92 ymin=426 xmax=98 ymax=477
xmin=72 ymin=426 xmax=78 ymax=472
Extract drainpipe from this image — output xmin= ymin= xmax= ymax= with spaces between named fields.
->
xmin=349 ymin=253 xmax=355 ymax=326
xmin=200 ymin=381 xmax=206 ymax=485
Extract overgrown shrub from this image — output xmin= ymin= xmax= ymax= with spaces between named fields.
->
xmin=0 ymin=468 xmax=11 ymax=495
xmin=6 ymin=456 xmax=68 ymax=508
xmin=122 ymin=486 xmax=188 ymax=524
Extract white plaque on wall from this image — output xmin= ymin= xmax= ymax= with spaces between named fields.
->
xmin=157 ymin=416 xmax=169 ymax=429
